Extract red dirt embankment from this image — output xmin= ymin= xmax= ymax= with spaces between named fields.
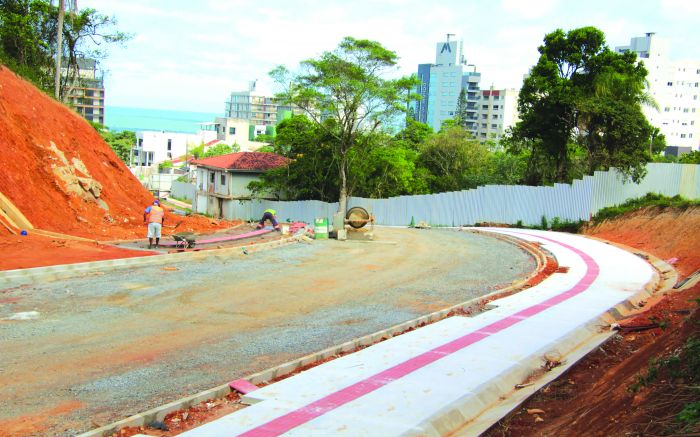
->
xmin=0 ymin=233 xmax=158 ymax=271
xmin=486 ymin=206 xmax=700 ymax=436
xmin=0 ymin=66 xmax=230 ymax=241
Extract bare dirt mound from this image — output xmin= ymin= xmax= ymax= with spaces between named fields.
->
xmin=485 ymin=206 xmax=700 ymax=436
xmin=0 ymin=66 xmax=152 ymax=239
xmin=0 ymin=66 xmax=231 ymax=241
xmin=586 ymin=206 xmax=700 ymax=276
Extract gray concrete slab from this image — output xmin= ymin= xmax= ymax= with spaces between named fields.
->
xmin=1 ymin=228 xmax=535 ymax=435
xmin=176 ymin=229 xmax=659 ymax=437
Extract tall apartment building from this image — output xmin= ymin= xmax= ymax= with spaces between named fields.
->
xmin=411 ymin=36 xmax=481 ymax=133
xmin=224 ymin=80 xmax=294 ymax=127
xmin=475 ymin=87 xmax=519 ymax=142
xmin=616 ymin=33 xmax=700 ymax=153
xmin=61 ymin=57 xmax=105 ymax=125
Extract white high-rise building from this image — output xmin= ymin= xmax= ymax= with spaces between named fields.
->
xmin=616 ymin=33 xmax=700 ymax=153
xmin=224 ymin=80 xmax=295 ymax=127
xmin=475 ymin=86 xmax=519 ymax=142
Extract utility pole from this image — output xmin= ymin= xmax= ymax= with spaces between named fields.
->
xmin=185 ymin=142 xmax=190 ymax=181
xmin=54 ymin=0 xmax=65 ymax=100
xmin=54 ymin=0 xmax=77 ymax=100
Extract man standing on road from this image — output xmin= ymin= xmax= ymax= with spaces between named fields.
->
xmin=257 ymin=208 xmax=280 ymax=231
xmin=144 ymin=199 xmax=165 ymax=248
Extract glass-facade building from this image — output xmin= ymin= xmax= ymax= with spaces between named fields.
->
xmin=410 ymin=39 xmax=481 ymax=134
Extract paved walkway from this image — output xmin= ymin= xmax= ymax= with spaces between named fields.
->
xmin=174 ymin=229 xmax=654 ymax=436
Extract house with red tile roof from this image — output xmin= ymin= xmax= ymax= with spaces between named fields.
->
xmin=189 ymin=152 xmax=287 ymax=218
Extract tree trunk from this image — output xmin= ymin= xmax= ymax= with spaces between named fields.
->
xmin=338 ymin=153 xmax=348 ymax=215
xmin=54 ymin=0 xmax=65 ymax=100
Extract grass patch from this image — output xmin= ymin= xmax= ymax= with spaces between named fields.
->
xmin=168 ymin=194 xmax=192 ymax=205
xmin=592 ymin=193 xmax=700 ymax=224
xmin=509 ymin=216 xmax=585 ymax=233
xmin=628 ymin=334 xmax=700 ymax=431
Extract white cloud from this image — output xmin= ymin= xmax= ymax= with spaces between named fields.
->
xmin=470 ymin=25 xmax=548 ymax=89
xmin=500 ymin=0 xmax=559 ymax=20
xmin=660 ymin=0 xmax=700 ymax=17
xmin=79 ymin=0 xmax=700 ymax=111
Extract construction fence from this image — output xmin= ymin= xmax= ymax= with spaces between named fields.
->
xmin=170 ymin=181 xmax=196 ymax=201
xmin=215 ymin=163 xmax=700 ymax=227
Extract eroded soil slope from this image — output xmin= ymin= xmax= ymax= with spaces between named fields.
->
xmin=0 ymin=66 xmax=231 ymax=241
xmin=587 ymin=206 xmax=700 ymax=277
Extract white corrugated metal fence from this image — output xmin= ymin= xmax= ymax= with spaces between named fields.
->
xmin=194 ymin=163 xmax=700 ymax=226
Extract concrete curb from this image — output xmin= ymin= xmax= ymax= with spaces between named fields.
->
xmin=77 ymin=230 xmax=547 ymax=437
xmin=0 ymin=235 xmax=303 ymax=286
xmin=417 ymin=233 xmax=678 ymax=437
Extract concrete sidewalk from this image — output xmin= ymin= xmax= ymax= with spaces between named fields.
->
xmin=174 ymin=229 xmax=657 ymax=436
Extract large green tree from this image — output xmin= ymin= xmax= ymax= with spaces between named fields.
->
xmin=250 ymin=115 xmax=432 ymax=201
xmin=249 ymin=115 xmax=340 ymax=201
xmin=0 ymin=0 xmax=129 ymax=100
xmin=510 ymin=26 xmax=661 ymax=184
xmin=270 ymin=37 xmax=419 ymax=213
xmin=418 ymin=126 xmax=493 ymax=192
xmin=454 ymin=88 xmax=469 ymax=129
xmin=0 ymin=0 xmax=55 ymax=88
xmin=58 ymin=7 xmax=130 ymax=101
xmin=350 ymin=131 xmax=429 ymax=198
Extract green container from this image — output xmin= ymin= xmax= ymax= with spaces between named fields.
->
xmin=314 ymin=217 xmax=329 ymax=239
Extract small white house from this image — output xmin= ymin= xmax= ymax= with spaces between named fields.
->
xmin=190 ymin=152 xmax=287 ymax=218
xmin=131 ymin=130 xmax=218 ymax=167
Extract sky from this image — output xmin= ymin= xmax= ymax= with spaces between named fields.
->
xmin=81 ymin=0 xmax=700 ymax=114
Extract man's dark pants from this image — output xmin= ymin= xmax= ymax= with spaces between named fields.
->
xmin=259 ymin=212 xmax=278 ymax=227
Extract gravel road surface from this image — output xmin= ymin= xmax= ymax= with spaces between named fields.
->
xmin=0 ymin=228 xmax=535 ymax=435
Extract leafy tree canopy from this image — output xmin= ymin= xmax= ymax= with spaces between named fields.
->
xmin=0 ymin=0 xmax=54 ymax=88
xmin=203 ymin=143 xmax=238 ymax=158
xmin=679 ymin=150 xmax=700 ymax=164
xmin=418 ymin=126 xmax=493 ymax=192
xmin=393 ymin=119 xmax=433 ymax=150
xmin=249 ymin=115 xmax=340 ymax=201
xmin=270 ymin=37 xmax=419 ymax=212
xmin=0 ymin=0 xmax=130 ymax=99
xmin=98 ymin=128 xmax=134 ymax=163
xmin=509 ymin=26 xmax=662 ymax=185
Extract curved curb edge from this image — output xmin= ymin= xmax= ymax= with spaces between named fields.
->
xmin=77 ymin=230 xmax=548 ymax=437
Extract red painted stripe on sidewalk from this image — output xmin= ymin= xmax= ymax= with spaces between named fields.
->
xmin=238 ymin=232 xmax=599 ymax=436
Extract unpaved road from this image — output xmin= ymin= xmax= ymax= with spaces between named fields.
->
xmin=0 ymin=228 xmax=535 ymax=436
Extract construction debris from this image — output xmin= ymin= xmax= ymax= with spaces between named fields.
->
xmin=543 ymin=352 xmax=563 ymax=371
xmin=413 ymin=220 xmax=431 ymax=229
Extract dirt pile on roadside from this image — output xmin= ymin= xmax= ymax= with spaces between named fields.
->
xmin=486 ymin=206 xmax=700 ymax=436
xmin=0 ymin=66 xmax=231 ymax=241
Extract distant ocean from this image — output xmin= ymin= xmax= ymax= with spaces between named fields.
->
xmin=105 ymin=106 xmax=220 ymax=134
